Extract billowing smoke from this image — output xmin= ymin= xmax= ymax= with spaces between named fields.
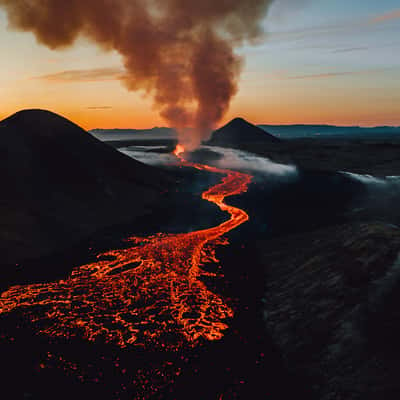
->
xmin=0 ymin=0 xmax=274 ymax=149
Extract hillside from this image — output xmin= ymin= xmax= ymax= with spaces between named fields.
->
xmin=0 ymin=109 xmax=174 ymax=265
xmin=207 ymin=117 xmax=280 ymax=148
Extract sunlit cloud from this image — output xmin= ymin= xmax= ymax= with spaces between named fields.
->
xmin=87 ymin=106 xmax=113 ymax=110
xmin=331 ymin=46 xmax=369 ymax=53
xmin=264 ymin=9 xmax=400 ymax=44
xmin=286 ymin=71 xmax=358 ymax=80
xmin=279 ymin=68 xmax=386 ymax=80
xmin=370 ymin=9 xmax=400 ymax=24
xmin=33 ymin=67 xmax=125 ymax=83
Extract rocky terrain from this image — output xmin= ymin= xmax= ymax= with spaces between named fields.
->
xmin=253 ymin=222 xmax=400 ymax=399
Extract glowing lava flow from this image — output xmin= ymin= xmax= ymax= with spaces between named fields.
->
xmin=0 ymin=146 xmax=252 ymax=350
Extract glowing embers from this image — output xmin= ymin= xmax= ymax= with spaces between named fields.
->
xmin=173 ymin=144 xmax=185 ymax=157
xmin=0 ymin=147 xmax=252 ymax=351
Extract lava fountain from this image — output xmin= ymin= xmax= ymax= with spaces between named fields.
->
xmin=0 ymin=146 xmax=252 ymax=350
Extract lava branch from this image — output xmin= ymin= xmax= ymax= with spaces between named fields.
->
xmin=0 ymin=146 xmax=252 ymax=350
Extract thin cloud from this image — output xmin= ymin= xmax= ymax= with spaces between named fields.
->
xmin=284 ymin=69 xmax=382 ymax=80
xmin=33 ymin=67 xmax=125 ymax=83
xmin=264 ymin=8 xmax=400 ymax=44
xmin=331 ymin=46 xmax=369 ymax=53
xmin=244 ymin=67 xmax=392 ymax=83
xmin=288 ymin=40 xmax=400 ymax=53
xmin=370 ymin=9 xmax=400 ymax=24
xmin=264 ymin=23 xmax=350 ymax=43
xmin=87 ymin=106 xmax=113 ymax=110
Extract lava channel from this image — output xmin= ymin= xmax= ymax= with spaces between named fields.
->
xmin=0 ymin=146 xmax=252 ymax=351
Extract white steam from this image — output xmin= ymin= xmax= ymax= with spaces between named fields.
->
xmin=205 ymin=146 xmax=298 ymax=176
xmin=340 ymin=172 xmax=387 ymax=186
xmin=120 ymin=145 xmax=298 ymax=178
xmin=341 ymin=172 xmax=400 ymax=188
xmin=119 ymin=147 xmax=176 ymax=166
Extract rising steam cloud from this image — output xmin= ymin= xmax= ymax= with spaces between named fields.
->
xmin=0 ymin=0 xmax=274 ymax=149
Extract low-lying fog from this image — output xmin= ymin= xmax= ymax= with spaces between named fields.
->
xmin=120 ymin=145 xmax=298 ymax=178
xmin=341 ymin=171 xmax=400 ymax=187
xmin=120 ymin=144 xmax=400 ymax=190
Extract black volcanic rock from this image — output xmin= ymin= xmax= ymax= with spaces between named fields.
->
xmin=0 ymin=109 xmax=174 ymax=265
xmin=257 ymin=222 xmax=400 ymax=399
xmin=207 ymin=117 xmax=280 ymax=148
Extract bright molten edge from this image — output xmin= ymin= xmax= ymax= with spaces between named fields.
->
xmin=0 ymin=146 xmax=252 ymax=350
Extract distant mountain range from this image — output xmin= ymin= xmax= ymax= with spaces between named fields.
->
xmin=91 ymin=122 xmax=400 ymax=142
xmin=259 ymin=124 xmax=400 ymax=139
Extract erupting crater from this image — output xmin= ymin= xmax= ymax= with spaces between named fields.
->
xmin=0 ymin=146 xmax=252 ymax=351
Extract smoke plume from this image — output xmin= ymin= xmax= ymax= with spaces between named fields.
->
xmin=1 ymin=0 xmax=274 ymax=149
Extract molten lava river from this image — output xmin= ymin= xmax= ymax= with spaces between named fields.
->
xmin=0 ymin=145 xmax=253 ymax=397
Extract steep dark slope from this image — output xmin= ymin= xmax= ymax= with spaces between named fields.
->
xmin=0 ymin=109 xmax=174 ymax=265
xmin=207 ymin=117 xmax=280 ymax=148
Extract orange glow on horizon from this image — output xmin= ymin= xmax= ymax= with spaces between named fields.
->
xmin=1 ymin=101 xmax=400 ymax=130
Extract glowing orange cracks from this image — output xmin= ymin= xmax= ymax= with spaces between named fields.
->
xmin=0 ymin=146 xmax=252 ymax=351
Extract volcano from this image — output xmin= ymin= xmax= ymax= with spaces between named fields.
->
xmin=207 ymin=117 xmax=280 ymax=148
xmin=0 ymin=109 xmax=174 ymax=265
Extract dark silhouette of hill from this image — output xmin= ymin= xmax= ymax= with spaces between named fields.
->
xmin=207 ymin=117 xmax=280 ymax=148
xmin=0 ymin=109 xmax=174 ymax=265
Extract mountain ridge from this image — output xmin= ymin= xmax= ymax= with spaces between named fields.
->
xmin=207 ymin=117 xmax=280 ymax=148
xmin=0 ymin=109 xmax=174 ymax=265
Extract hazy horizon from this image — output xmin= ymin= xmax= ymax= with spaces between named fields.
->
xmin=90 ymin=122 xmax=400 ymax=131
xmin=90 ymin=119 xmax=400 ymax=142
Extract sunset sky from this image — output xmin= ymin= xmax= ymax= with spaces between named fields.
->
xmin=1 ymin=0 xmax=399 ymax=129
